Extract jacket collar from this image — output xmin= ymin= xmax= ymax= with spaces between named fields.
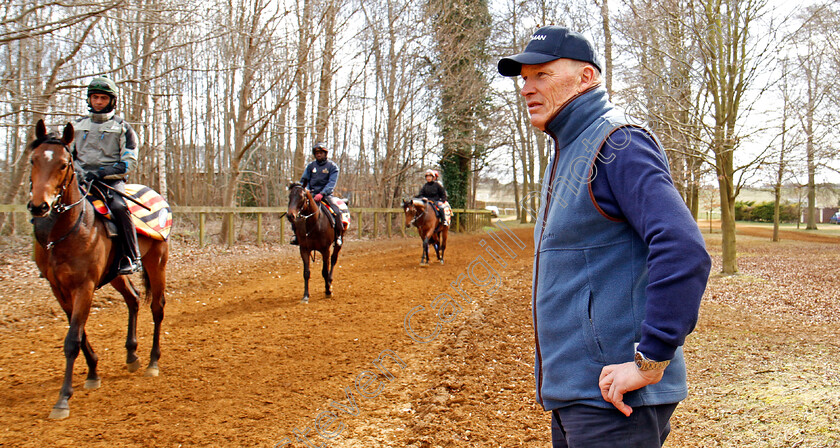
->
xmin=90 ymin=110 xmax=115 ymax=124
xmin=544 ymin=85 xmax=611 ymax=150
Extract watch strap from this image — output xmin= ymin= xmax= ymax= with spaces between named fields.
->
xmin=634 ymin=351 xmax=671 ymax=371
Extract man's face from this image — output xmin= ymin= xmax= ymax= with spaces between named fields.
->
xmin=89 ymin=93 xmax=111 ymax=113
xmin=314 ymin=149 xmax=327 ymax=162
xmin=519 ymin=59 xmax=583 ymax=131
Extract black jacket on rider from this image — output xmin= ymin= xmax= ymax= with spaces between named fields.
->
xmin=416 ymin=181 xmax=447 ymax=203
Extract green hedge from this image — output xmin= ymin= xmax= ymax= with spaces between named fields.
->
xmin=734 ymin=200 xmax=798 ymax=223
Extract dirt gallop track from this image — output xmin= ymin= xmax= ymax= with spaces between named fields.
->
xmin=0 ymin=225 xmax=546 ymax=447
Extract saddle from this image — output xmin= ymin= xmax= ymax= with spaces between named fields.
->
xmin=87 ymin=184 xmax=173 ymax=241
xmin=414 ymin=198 xmax=447 ymax=230
xmin=319 ymin=197 xmax=351 ymax=231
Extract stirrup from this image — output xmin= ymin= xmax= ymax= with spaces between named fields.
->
xmin=118 ymin=258 xmax=142 ymax=275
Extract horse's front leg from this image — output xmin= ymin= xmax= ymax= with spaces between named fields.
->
xmin=420 ymin=237 xmax=430 ymax=267
xmin=301 ymin=249 xmax=311 ymax=303
xmin=51 ymin=285 xmax=95 ymax=420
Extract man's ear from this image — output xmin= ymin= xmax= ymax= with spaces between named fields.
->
xmin=579 ymin=64 xmax=598 ymax=88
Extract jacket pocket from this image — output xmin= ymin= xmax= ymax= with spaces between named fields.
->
xmin=577 ymin=284 xmax=606 ymax=364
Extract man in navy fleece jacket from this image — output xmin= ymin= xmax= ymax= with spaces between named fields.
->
xmin=498 ymin=26 xmax=711 ymax=447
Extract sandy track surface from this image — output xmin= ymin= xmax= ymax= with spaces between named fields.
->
xmin=0 ymin=225 xmax=544 ymax=447
xmin=2 ymin=222 xmax=839 ymax=447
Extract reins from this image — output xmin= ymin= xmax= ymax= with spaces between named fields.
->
xmin=292 ymin=189 xmax=320 ymax=241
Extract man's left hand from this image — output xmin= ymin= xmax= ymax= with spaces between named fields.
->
xmin=313 ymin=193 xmax=323 ymax=202
xmin=84 ymin=171 xmax=100 ymax=182
xmin=598 ymin=362 xmax=665 ymax=417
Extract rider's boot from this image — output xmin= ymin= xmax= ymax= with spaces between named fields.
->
xmin=334 ymin=217 xmax=343 ymax=247
xmin=437 ymin=205 xmax=447 ymax=227
xmin=113 ymin=194 xmax=142 ymax=275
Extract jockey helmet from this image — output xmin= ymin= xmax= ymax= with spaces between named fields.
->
xmin=88 ymin=75 xmax=118 ymax=99
xmin=424 ymin=169 xmax=436 ymax=179
xmin=312 ymin=142 xmax=328 ymax=155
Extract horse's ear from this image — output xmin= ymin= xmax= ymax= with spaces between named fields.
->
xmin=61 ymin=123 xmax=74 ymax=145
xmin=35 ymin=119 xmax=47 ymax=140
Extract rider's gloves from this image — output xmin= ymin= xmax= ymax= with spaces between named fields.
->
xmin=314 ymin=193 xmax=323 ymax=202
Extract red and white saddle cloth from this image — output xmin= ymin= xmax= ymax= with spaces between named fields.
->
xmin=326 ymin=197 xmax=351 ymax=231
xmin=90 ymin=184 xmax=173 ymax=241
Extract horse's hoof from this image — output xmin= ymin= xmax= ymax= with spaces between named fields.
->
xmin=84 ymin=378 xmax=101 ymax=390
xmin=49 ymin=407 xmax=70 ymax=420
xmin=301 ymin=297 xmax=309 ymax=304
xmin=420 ymin=263 xmax=428 ymax=268
xmin=325 ymin=292 xmax=332 ymax=298
xmin=144 ymin=367 xmax=159 ymax=377
xmin=127 ymin=359 xmax=141 ymax=372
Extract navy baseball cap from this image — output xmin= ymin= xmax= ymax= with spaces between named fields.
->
xmin=498 ymin=26 xmax=603 ymax=77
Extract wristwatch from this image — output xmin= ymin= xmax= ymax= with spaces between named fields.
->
xmin=634 ymin=351 xmax=670 ymax=371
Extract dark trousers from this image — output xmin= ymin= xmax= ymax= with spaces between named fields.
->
xmin=106 ymin=180 xmax=140 ymax=261
xmin=551 ymin=403 xmax=678 ymax=448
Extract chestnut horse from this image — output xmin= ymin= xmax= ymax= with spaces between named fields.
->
xmin=27 ymin=120 xmax=168 ymax=420
xmin=287 ymin=182 xmax=342 ymax=303
xmin=403 ymin=198 xmax=447 ymax=266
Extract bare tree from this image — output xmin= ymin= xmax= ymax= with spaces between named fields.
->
xmin=694 ymin=0 xmax=777 ymax=274
xmin=0 ymin=1 xmax=116 ymax=233
xmin=792 ymin=5 xmax=834 ymax=230
xmin=770 ymin=58 xmax=801 ymax=241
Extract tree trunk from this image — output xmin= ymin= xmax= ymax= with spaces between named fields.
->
xmin=314 ymin=0 xmax=337 ymax=142
xmin=293 ymin=0 xmax=312 ymax=180
xmin=598 ymin=0 xmax=613 ymax=97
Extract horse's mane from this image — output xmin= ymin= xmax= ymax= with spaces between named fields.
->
xmin=288 ymin=181 xmax=303 ymax=189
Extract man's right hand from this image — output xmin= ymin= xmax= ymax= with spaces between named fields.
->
xmin=598 ymin=362 xmax=665 ymax=416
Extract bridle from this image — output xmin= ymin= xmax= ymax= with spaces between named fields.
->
xmin=31 ymin=139 xmax=90 ymax=250
xmin=291 ymin=186 xmax=319 ymax=239
xmin=36 ymin=139 xmax=87 ymax=213
xmin=406 ymin=201 xmax=425 ymax=227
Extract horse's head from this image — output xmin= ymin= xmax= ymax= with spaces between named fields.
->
xmin=287 ymin=182 xmax=311 ymax=221
xmin=403 ymin=199 xmax=417 ymax=229
xmin=28 ymin=120 xmax=75 ymax=218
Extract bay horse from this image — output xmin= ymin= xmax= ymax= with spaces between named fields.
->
xmin=27 ymin=120 xmax=168 ymax=420
xmin=403 ymin=198 xmax=447 ymax=266
xmin=287 ymin=182 xmax=342 ymax=303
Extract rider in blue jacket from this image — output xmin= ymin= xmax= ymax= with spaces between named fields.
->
xmin=291 ymin=142 xmax=343 ymax=246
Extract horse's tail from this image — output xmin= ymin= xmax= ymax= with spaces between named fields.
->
xmin=142 ymin=267 xmax=152 ymax=304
